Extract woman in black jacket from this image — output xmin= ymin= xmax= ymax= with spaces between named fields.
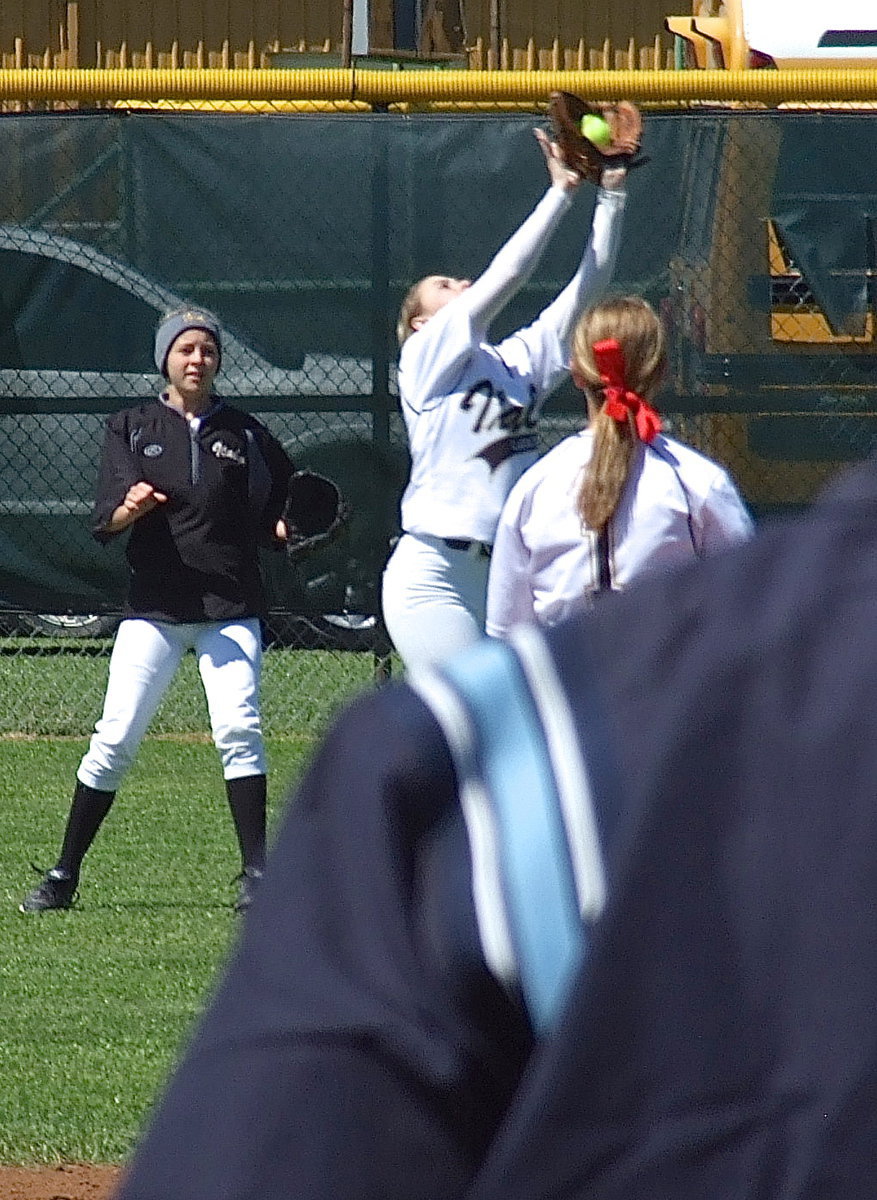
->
xmin=20 ymin=307 xmax=294 ymax=915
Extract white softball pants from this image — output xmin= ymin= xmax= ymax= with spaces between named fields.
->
xmin=381 ymin=533 xmax=490 ymax=671
xmin=77 ymin=617 xmax=266 ymax=792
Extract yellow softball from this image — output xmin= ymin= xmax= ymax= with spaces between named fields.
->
xmin=580 ymin=114 xmax=612 ymax=148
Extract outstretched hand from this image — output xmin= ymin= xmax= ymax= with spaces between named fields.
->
xmin=107 ymin=481 xmax=168 ymax=532
xmin=122 ymin=481 xmax=167 ymax=520
xmin=534 ymin=127 xmax=582 ymax=193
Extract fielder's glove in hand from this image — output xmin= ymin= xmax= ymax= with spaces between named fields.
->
xmin=547 ymin=93 xmax=646 ymax=184
xmin=283 ymin=470 xmax=350 ymax=561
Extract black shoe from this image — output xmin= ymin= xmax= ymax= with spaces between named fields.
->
xmin=20 ymin=866 xmax=78 ymax=913
xmin=234 ymin=867 xmax=263 ymax=914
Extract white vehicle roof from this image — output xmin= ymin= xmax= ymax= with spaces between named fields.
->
xmin=744 ymin=0 xmax=877 ymax=61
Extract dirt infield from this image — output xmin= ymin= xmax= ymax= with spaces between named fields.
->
xmin=0 ymin=1164 xmax=122 ymax=1200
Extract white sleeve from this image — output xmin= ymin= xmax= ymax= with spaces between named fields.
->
xmin=400 ymin=186 xmax=572 ymax=413
xmin=486 ymin=488 xmax=538 ymax=638
xmin=495 ymin=186 xmax=627 ymax=400
xmin=695 ymin=472 xmax=755 ymax=555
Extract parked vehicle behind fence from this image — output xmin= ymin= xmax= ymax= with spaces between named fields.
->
xmin=666 ymin=0 xmax=877 ymax=71
xmin=0 ymin=224 xmax=405 ymax=646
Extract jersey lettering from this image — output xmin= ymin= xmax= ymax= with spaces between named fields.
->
xmin=210 ymin=439 xmax=246 ymax=466
xmin=462 ymin=380 xmax=541 ymax=435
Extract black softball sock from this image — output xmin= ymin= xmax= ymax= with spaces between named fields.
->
xmin=225 ymin=773 xmax=267 ymax=874
xmin=55 ymin=780 xmax=117 ymax=879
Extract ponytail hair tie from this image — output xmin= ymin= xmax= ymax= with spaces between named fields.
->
xmin=593 ymin=338 xmax=662 ymax=444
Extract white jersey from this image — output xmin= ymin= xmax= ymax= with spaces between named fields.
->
xmin=486 ymin=429 xmax=754 ymax=637
xmin=397 ymin=185 xmax=627 ymax=546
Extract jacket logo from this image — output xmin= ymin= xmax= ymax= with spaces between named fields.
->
xmin=211 ymin=440 xmax=246 ymax=466
xmin=142 ymin=443 xmax=163 ymax=458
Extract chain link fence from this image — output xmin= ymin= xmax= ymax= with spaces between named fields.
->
xmin=660 ymin=112 xmax=877 ymax=515
xmin=0 ymin=106 xmax=875 ymax=735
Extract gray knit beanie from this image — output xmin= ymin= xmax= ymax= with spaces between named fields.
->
xmin=154 ymin=307 xmax=223 ymax=376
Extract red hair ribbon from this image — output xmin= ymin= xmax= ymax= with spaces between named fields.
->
xmin=592 ymin=338 xmax=662 ymax=444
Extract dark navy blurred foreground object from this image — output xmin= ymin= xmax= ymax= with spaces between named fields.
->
xmin=119 ymin=452 xmax=877 ymax=1200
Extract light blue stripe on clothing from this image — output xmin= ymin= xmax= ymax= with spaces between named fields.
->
xmin=441 ymin=637 xmax=584 ymax=1035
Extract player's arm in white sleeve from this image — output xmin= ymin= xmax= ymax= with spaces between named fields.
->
xmin=486 ymin=485 xmax=538 ymax=638
xmin=497 ymin=176 xmax=627 ymax=397
xmin=402 ymin=135 xmax=579 ymax=412
xmin=694 ymin=470 xmax=755 ymax=555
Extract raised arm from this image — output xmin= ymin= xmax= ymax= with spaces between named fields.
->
xmin=400 ymin=133 xmax=585 ymax=411
xmin=497 ymin=166 xmax=627 ymax=400
xmin=460 ymin=131 xmax=586 ymax=335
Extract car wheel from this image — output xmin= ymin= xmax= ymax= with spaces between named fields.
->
xmin=264 ymin=611 xmax=386 ymax=652
xmin=23 ymin=613 xmax=121 ymax=638
xmin=315 ymin=613 xmax=381 ymax=652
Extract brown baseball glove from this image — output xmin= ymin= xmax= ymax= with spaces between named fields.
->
xmin=547 ymin=92 xmax=646 ymax=184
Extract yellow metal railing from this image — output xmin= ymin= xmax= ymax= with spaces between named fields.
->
xmin=0 ymin=67 xmax=875 ymax=107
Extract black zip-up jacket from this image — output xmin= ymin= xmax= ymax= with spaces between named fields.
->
xmin=92 ymin=397 xmax=293 ymax=622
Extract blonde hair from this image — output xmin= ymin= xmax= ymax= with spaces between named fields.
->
xmin=573 ymin=296 xmax=666 ymax=533
xmin=397 ymin=280 xmax=425 ymax=347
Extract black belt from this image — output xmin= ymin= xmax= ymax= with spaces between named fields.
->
xmin=442 ymin=538 xmax=492 ymax=559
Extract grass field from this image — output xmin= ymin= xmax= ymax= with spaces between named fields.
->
xmin=0 ymin=645 xmax=383 ymax=1163
xmin=0 ymin=639 xmax=381 ymax=737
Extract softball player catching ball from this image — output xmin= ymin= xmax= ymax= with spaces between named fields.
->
xmin=20 ymin=307 xmax=294 ymax=915
xmin=486 ymin=295 xmax=753 ymax=637
xmin=381 ymin=129 xmax=628 ymax=670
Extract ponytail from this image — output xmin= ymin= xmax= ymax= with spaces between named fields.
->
xmin=573 ymin=297 xmax=666 ymax=534
xmin=577 ymin=407 xmax=638 ymax=533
